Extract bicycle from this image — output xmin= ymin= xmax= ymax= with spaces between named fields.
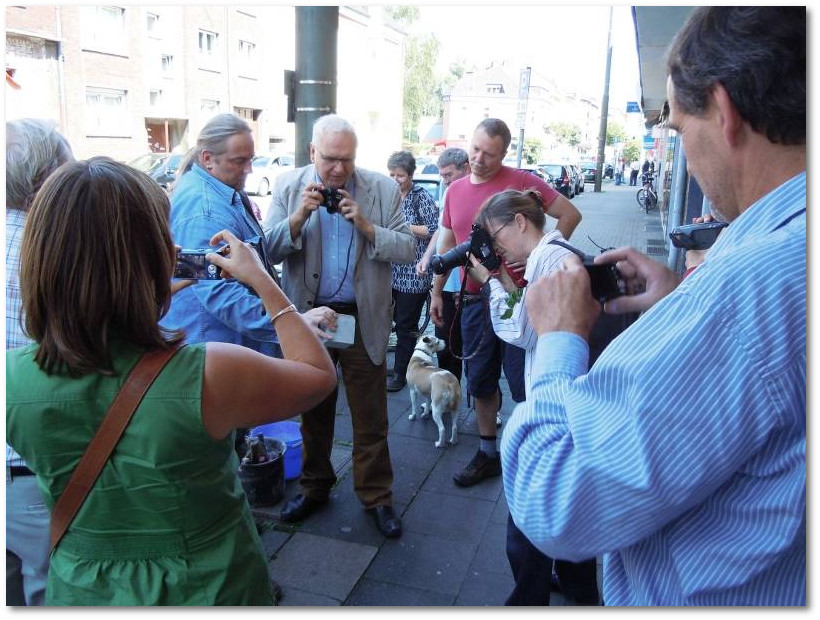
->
xmin=637 ymin=173 xmax=658 ymax=213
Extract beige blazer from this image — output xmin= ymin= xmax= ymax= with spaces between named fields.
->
xmin=264 ymin=164 xmax=416 ymax=365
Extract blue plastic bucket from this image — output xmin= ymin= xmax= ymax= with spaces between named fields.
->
xmin=250 ymin=421 xmax=303 ymax=481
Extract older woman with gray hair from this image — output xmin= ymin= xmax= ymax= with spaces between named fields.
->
xmin=6 ymin=118 xmax=74 ymax=606
xmin=386 ymin=150 xmax=439 ymax=392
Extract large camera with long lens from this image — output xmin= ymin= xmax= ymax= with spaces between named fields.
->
xmin=430 ymin=223 xmax=501 ymax=275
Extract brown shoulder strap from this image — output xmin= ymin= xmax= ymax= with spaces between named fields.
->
xmin=49 ymin=345 xmax=181 ymax=553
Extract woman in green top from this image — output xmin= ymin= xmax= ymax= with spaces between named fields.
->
xmin=5 ymin=157 xmax=338 ymax=605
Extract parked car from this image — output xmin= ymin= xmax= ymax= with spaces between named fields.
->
xmin=415 ymin=157 xmax=439 ymax=175
xmin=580 ymin=162 xmax=598 ymax=184
xmin=579 ymin=161 xmax=615 ymax=184
xmin=413 ymin=173 xmax=444 ymax=203
xmin=569 ymin=164 xmax=584 ymax=194
xmin=244 ymin=153 xmax=294 ymax=196
xmin=127 ymin=153 xmax=183 ymax=190
xmin=537 ymin=163 xmax=575 ymax=199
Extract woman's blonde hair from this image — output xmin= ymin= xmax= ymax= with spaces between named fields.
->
xmin=20 ymin=157 xmax=183 ymax=376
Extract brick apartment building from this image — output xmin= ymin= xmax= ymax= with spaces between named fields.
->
xmin=5 ymin=5 xmax=405 ymax=168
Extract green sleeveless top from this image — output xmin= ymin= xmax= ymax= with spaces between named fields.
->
xmin=6 ymin=341 xmax=273 ymax=606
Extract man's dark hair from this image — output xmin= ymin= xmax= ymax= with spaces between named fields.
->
xmin=387 ymin=150 xmax=416 ymax=177
xmin=667 ymin=6 xmax=805 ymax=145
xmin=475 ymin=118 xmax=512 ymax=150
xmin=437 ymin=147 xmax=469 ymax=171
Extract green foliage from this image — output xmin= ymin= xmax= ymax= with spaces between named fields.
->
xmin=606 ymin=121 xmax=627 ymax=146
xmin=383 ymin=5 xmax=420 ymax=26
xmin=500 ymin=288 xmax=524 ymax=320
xmin=546 ymin=122 xmax=582 ymax=148
xmin=521 ymin=138 xmax=542 ymax=164
xmin=402 ymin=33 xmax=440 ymax=142
xmin=623 ymin=140 xmax=641 ymax=164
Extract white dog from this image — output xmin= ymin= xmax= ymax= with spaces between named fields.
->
xmin=406 ymin=334 xmax=461 ymax=448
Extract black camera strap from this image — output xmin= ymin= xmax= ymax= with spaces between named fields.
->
xmin=452 ymin=264 xmax=493 ymax=362
xmin=547 ymin=238 xmax=588 ymax=260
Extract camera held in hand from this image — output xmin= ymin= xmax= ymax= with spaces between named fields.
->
xmin=430 ymin=223 xmax=501 ymax=275
xmin=173 ymin=236 xmax=266 ymax=281
xmin=583 ymin=259 xmax=624 ymax=304
xmin=320 ymin=187 xmax=344 ymax=214
xmin=548 ymin=239 xmax=624 ymax=304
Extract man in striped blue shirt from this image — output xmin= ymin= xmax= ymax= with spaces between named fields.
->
xmin=501 ymin=6 xmax=805 ymax=605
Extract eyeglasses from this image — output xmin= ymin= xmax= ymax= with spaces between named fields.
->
xmin=489 ymin=220 xmax=513 ymax=242
xmin=315 ymin=149 xmax=355 ymax=166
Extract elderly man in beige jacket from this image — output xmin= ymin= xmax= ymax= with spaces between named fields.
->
xmin=264 ymin=114 xmax=415 ymax=538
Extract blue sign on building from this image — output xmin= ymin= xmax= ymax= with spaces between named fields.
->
xmin=643 ymin=135 xmax=655 ymax=148
xmin=626 ymin=101 xmax=641 ymax=113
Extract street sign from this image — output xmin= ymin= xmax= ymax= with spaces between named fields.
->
xmin=516 ymin=67 xmax=531 ymax=130
xmin=626 ymin=101 xmax=640 ymax=113
xmin=643 ymin=135 xmax=655 ymax=148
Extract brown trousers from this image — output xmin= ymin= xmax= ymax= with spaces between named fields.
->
xmin=298 ymin=319 xmax=393 ymax=509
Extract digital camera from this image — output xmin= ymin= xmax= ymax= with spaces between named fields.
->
xmin=430 ymin=223 xmax=501 ymax=275
xmin=320 ymin=188 xmax=344 ymax=214
xmin=583 ymin=259 xmax=624 ymax=304
xmin=173 ymin=247 xmax=227 ymax=280
xmin=669 ymin=221 xmax=727 ymax=251
xmin=548 ymin=239 xmax=624 ymax=304
xmin=173 ymin=236 xmax=266 ymax=280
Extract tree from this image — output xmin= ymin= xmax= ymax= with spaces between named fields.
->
xmin=522 ymin=138 xmax=542 ymax=164
xmin=606 ymin=121 xmax=627 ymax=146
xmin=622 ymin=140 xmax=641 ymax=164
xmin=383 ymin=7 xmax=441 ymax=143
xmin=383 ymin=5 xmax=419 ymax=25
xmin=402 ymin=34 xmax=440 ymax=142
xmin=546 ymin=122 xmax=581 ymax=148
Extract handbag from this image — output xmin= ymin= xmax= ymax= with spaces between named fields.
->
xmin=49 ymin=345 xmax=181 ymax=553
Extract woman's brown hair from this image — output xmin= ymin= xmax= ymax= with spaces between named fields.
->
xmin=474 ymin=189 xmax=546 ymax=231
xmin=20 ymin=156 xmax=184 ymax=376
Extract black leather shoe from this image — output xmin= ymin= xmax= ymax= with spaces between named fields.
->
xmin=279 ymin=494 xmax=328 ymax=523
xmin=368 ymin=505 xmax=402 ymax=538
xmin=453 ymin=450 xmax=501 ymax=487
xmin=386 ymin=376 xmax=406 ymax=392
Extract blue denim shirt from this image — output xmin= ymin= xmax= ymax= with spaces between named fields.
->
xmin=161 ymin=164 xmax=277 ymax=353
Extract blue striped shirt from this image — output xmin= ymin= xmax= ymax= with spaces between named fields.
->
xmin=501 ymin=173 xmax=806 ymax=605
xmin=315 ymin=174 xmax=357 ymax=305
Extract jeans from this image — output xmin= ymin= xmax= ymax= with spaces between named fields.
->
xmin=6 ymin=472 xmax=49 ymax=606
xmin=505 ymin=514 xmax=600 ymax=606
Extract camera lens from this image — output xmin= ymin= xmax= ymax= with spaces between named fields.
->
xmin=430 ymin=240 xmax=471 ymax=275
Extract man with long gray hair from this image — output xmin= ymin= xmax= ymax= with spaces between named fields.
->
xmin=6 ymin=118 xmax=74 ymax=606
xmin=265 ymin=114 xmax=415 ymax=538
xmin=163 ymin=113 xmax=335 ymax=356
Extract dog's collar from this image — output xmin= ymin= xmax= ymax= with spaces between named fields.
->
xmin=412 ymin=347 xmax=436 ymax=363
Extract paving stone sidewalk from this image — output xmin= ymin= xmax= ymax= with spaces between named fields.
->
xmin=251 ymin=179 xmax=667 ymax=606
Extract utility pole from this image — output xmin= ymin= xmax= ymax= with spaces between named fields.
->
xmin=291 ymin=6 xmax=338 ymax=167
xmin=515 ymin=67 xmax=531 ymax=168
xmin=594 ymin=6 xmax=614 ymax=193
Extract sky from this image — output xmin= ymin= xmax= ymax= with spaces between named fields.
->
xmin=411 ymin=3 xmax=642 ymax=110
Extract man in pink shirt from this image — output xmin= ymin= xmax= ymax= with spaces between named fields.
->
xmin=430 ymin=118 xmax=581 ymax=487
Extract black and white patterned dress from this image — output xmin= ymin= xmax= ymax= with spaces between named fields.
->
xmin=391 ymin=183 xmax=439 ymax=293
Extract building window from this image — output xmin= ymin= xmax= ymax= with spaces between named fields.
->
xmin=146 ymin=12 xmax=159 ymax=36
xmin=86 ymin=87 xmax=128 ymax=136
xmin=200 ymin=99 xmax=220 ymax=121
xmin=238 ymin=40 xmax=255 ymax=61
xmin=149 ymin=89 xmax=163 ymax=107
xmin=238 ymin=40 xmax=256 ymax=76
xmin=199 ymin=29 xmax=218 ymax=56
xmin=82 ymin=6 xmax=127 ymax=53
xmin=161 ymin=54 xmax=174 ymax=74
